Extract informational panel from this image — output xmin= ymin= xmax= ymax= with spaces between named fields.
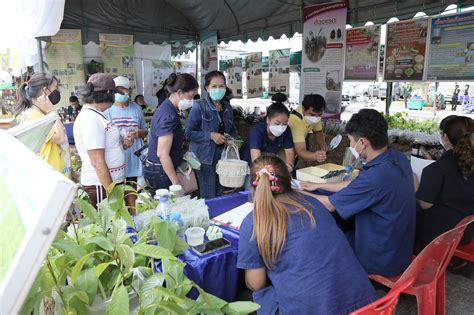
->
xmin=99 ymin=34 xmax=136 ymax=93
xmin=44 ymin=29 xmax=86 ymax=107
xmin=0 ymin=127 xmax=76 ymax=314
xmin=301 ymin=1 xmax=347 ymax=113
xmin=426 ymin=11 xmax=474 ymax=81
xmin=151 ymin=60 xmax=196 ymax=95
xmin=245 ymin=52 xmax=263 ymax=98
xmin=345 ymin=25 xmax=381 ymax=81
xmin=199 ymin=31 xmax=218 ymax=96
xmin=224 ymin=58 xmax=243 ymax=97
xmin=384 ymin=19 xmax=429 ymax=81
xmin=269 ymin=49 xmax=290 ymax=96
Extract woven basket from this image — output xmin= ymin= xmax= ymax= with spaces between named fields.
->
xmin=216 ymin=145 xmax=249 ymax=188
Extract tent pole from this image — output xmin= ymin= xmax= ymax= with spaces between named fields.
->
xmin=385 ymin=82 xmax=393 ymax=114
xmin=36 ymin=38 xmax=44 ymax=72
xmin=195 ymin=39 xmax=199 ymax=78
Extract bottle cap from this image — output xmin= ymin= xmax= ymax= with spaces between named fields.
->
xmin=344 ymin=165 xmax=352 ymax=172
xmin=155 ymin=189 xmax=169 ymax=197
xmin=170 ymin=212 xmax=182 ymax=221
xmin=169 ymin=185 xmax=183 ymax=193
xmin=159 ymin=196 xmax=168 ymax=202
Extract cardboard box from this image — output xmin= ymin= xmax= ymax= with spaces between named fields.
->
xmin=296 ymin=163 xmax=345 ymax=183
xmin=0 ymin=115 xmax=17 ymax=130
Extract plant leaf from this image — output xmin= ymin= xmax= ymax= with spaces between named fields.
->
xmin=95 ymin=262 xmax=111 ymax=278
xmin=75 ymin=197 xmax=99 ymax=222
xmin=53 ymin=239 xmax=87 ymax=260
xmin=140 ymin=273 xmax=166 ymax=294
xmin=110 ymin=219 xmax=127 ymax=244
xmin=117 ymin=244 xmax=135 ymax=271
xmin=75 ymin=268 xmax=98 ymax=305
xmin=84 ymin=236 xmax=114 ymax=251
xmin=120 ymin=207 xmax=135 ymax=228
xmin=106 ymin=285 xmax=129 ymax=315
xmin=107 ymin=183 xmax=125 ymax=213
xmin=132 ymin=244 xmax=177 ymax=261
xmin=71 ymin=251 xmax=104 ymax=283
xmin=222 ymin=301 xmax=261 ymax=314
xmin=173 ymin=237 xmax=189 ymax=255
xmin=154 ymin=301 xmax=187 ymax=314
xmin=151 ymin=217 xmax=177 ymax=252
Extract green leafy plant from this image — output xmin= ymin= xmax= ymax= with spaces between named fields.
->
xmin=383 ymin=112 xmax=439 ymax=134
xmin=21 ymin=184 xmax=259 ymax=314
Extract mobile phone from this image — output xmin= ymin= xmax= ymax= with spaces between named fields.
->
xmin=191 ymin=238 xmax=231 ymax=256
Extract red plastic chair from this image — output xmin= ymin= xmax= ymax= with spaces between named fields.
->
xmin=369 ymin=215 xmax=474 ymax=315
xmin=349 ymin=278 xmax=414 ymax=315
xmin=454 ymin=234 xmax=474 ymax=262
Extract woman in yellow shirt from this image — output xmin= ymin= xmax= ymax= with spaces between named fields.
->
xmin=17 ymin=72 xmax=69 ymax=176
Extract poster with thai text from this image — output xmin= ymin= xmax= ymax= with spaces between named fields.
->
xmin=269 ymin=49 xmax=290 ymax=97
xmin=99 ymin=34 xmax=136 ymax=94
xmin=245 ymin=52 xmax=263 ymax=98
xmin=44 ymin=29 xmax=85 ymax=107
xmin=223 ymin=58 xmax=243 ymax=97
xmin=384 ymin=19 xmax=429 ymax=81
xmin=427 ymin=11 xmax=474 ymax=80
xmin=199 ymin=32 xmax=218 ymax=97
xmin=344 ymin=25 xmax=380 ymax=81
xmin=301 ymin=2 xmax=347 ymax=113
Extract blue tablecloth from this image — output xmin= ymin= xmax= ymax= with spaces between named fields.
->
xmin=64 ymin=122 xmax=75 ymax=145
xmin=154 ymin=192 xmax=251 ymax=302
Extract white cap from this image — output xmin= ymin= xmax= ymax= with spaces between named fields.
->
xmin=155 ymin=189 xmax=169 ymax=198
xmin=113 ymin=76 xmax=130 ymax=89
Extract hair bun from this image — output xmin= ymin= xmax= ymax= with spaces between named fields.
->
xmin=167 ymin=73 xmax=178 ymax=86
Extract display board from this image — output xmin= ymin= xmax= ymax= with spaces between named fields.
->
xmin=426 ymin=11 xmax=474 ymax=81
xmin=301 ymin=1 xmax=347 ymax=113
xmin=99 ymin=34 xmax=136 ymax=93
xmin=245 ymin=52 xmax=263 ymax=98
xmin=224 ymin=58 xmax=243 ymax=97
xmin=269 ymin=49 xmax=290 ymax=96
xmin=344 ymin=25 xmax=381 ymax=81
xmin=44 ymin=29 xmax=86 ymax=107
xmin=383 ymin=18 xmax=429 ymax=81
xmin=0 ymin=126 xmax=76 ymax=314
xmin=199 ymin=31 xmax=218 ymax=97
xmin=151 ymin=60 xmax=196 ymax=95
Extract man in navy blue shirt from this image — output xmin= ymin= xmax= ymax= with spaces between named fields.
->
xmin=301 ymin=109 xmax=416 ymax=276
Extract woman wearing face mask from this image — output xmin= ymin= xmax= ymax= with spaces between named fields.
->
xmin=287 ymin=94 xmax=327 ymax=163
xmin=238 ymin=155 xmax=378 ymax=314
xmin=185 ymin=70 xmax=237 ymax=199
xmin=17 ymin=71 xmax=69 ymax=176
xmin=144 ymin=73 xmax=198 ymax=191
xmin=240 ymin=102 xmax=295 ymax=171
xmin=415 ymin=115 xmax=474 ymax=252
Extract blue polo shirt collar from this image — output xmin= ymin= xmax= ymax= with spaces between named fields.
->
xmin=363 ymin=148 xmax=390 ymax=169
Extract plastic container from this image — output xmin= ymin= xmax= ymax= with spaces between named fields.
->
xmin=155 ymin=189 xmax=169 ymax=198
xmin=169 ymin=185 xmax=184 ymax=198
xmin=185 ymin=227 xmax=205 ymax=246
xmin=159 ymin=196 xmax=171 ymax=221
xmin=342 ymin=166 xmax=352 ymax=182
xmin=170 ymin=212 xmax=185 ymax=239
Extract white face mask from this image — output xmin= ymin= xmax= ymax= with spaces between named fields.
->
xmin=178 ymin=98 xmax=193 ymax=111
xmin=269 ymin=124 xmax=287 ymax=137
xmin=304 ymin=116 xmax=321 ymax=125
xmin=349 ymin=140 xmax=361 ymax=159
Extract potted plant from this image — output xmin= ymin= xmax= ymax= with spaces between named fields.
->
xmin=21 ymin=184 xmax=259 ymax=314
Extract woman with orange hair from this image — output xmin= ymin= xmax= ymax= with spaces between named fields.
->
xmin=237 ymin=155 xmax=377 ymax=314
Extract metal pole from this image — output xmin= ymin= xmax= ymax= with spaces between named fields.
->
xmin=385 ymin=82 xmax=393 ymax=114
xmin=36 ymin=38 xmax=44 ymax=72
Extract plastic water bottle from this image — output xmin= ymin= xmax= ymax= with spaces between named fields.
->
xmin=342 ymin=165 xmax=352 ymax=182
xmin=170 ymin=212 xmax=185 ymax=239
xmin=159 ymin=196 xmax=171 ymax=221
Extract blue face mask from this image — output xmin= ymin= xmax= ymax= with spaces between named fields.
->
xmin=115 ymin=93 xmax=129 ymax=103
xmin=208 ymin=88 xmax=226 ymax=101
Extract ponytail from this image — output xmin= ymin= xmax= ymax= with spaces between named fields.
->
xmin=251 ymin=156 xmax=315 ymax=269
xmin=17 ymin=82 xmax=32 ymax=114
xmin=453 ymin=133 xmax=473 ymax=178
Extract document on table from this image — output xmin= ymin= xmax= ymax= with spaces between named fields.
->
xmin=212 ymin=202 xmax=254 ymax=230
xmin=410 ymin=156 xmax=435 ymax=182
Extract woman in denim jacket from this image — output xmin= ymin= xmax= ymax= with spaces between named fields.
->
xmin=185 ymin=71 xmax=237 ymax=199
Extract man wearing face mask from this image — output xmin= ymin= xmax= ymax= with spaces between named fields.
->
xmin=104 ymin=76 xmax=147 ymax=215
xmin=288 ymin=94 xmax=327 ymax=164
xmin=301 ymin=109 xmax=416 ymax=277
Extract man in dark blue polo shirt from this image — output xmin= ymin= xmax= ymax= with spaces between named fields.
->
xmin=301 ymin=109 xmax=416 ymax=276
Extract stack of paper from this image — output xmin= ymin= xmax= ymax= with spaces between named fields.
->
xmin=212 ymin=202 xmax=254 ymax=230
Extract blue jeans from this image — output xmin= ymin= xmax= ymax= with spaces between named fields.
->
xmin=143 ymin=160 xmax=172 ymax=193
xmin=196 ymin=146 xmax=224 ymax=199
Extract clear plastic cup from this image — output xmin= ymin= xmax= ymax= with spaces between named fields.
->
xmin=185 ymin=227 xmax=205 ymax=246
